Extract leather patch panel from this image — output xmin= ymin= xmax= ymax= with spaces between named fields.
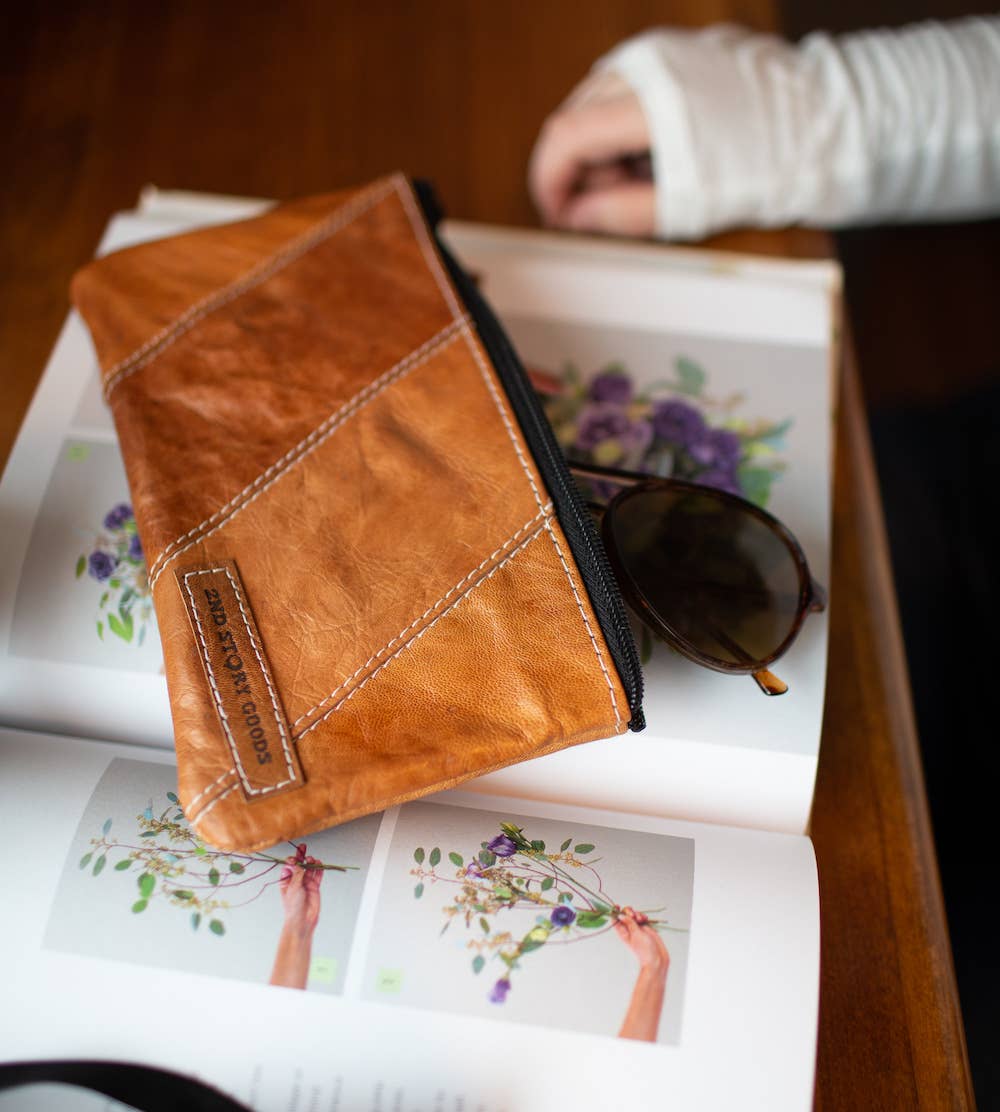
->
xmin=176 ymin=560 xmax=303 ymax=800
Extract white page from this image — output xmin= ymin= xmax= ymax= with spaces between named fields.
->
xmin=0 ymin=725 xmax=819 ymax=1111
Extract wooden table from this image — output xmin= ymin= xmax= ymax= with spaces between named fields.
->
xmin=1 ymin=4 xmax=972 ymax=1106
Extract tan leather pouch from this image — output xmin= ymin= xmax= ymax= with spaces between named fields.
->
xmin=71 ymin=174 xmax=644 ymax=852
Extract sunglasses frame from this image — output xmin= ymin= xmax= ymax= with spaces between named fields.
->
xmin=569 ymin=461 xmax=826 ymax=695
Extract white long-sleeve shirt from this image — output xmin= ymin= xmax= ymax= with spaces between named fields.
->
xmin=593 ymin=18 xmax=1000 ymax=239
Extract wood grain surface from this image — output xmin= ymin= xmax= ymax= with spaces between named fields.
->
xmin=0 ymin=3 xmax=972 ymax=1107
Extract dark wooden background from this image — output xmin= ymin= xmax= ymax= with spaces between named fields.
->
xmin=2 ymin=3 xmax=985 ymax=1107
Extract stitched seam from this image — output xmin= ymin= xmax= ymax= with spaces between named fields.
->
xmin=182 ymin=566 xmax=297 ymax=796
xmin=291 ymin=505 xmax=553 ymax=732
xmin=184 ymin=768 xmax=236 ymax=814
xmin=147 ymin=320 xmax=466 ymax=587
xmin=103 ymin=176 xmax=399 ymax=399
xmin=295 ymin=524 xmax=547 ymax=741
xmin=189 ymin=782 xmax=241 ymax=831
xmin=543 ymin=519 xmax=622 ymax=731
xmin=395 ymin=177 xmax=624 ymax=730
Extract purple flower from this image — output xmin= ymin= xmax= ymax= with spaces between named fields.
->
xmin=574 ymin=402 xmax=632 ymax=454
xmin=652 ymin=399 xmax=705 ymax=448
xmin=87 ymin=550 xmax=118 ymax=582
xmin=488 ymin=977 xmax=511 ymax=1005
xmin=550 ymin=905 xmax=576 ymax=927
xmin=689 ymin=428 xmax=742 ymax=469
xmin=588 ymin=371 xmax=632 ymax=406
xmin=487 ymin=834 xmax=517 ymax=858
xmin=698 ymin=468 xmax=743 ymax=497
xmin=465 ymin=860 xmax=483 ymax=877
xmin=127 ymin=533 xmax=144 ymax=561
xmin=102 ymin=503 xmax=133 ymax=530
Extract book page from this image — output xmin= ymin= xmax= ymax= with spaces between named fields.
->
xmin=441 ymin=223 xmax=839 ymax=834
xmin=0 ymin=726 xmax=818 ymax=1111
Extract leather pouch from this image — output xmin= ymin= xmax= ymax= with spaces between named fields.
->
xmin=71 ymin=174 xmax=644 ymax=852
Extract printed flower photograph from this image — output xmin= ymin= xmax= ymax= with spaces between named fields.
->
xmin=45 ymin=758 xmax=382 ymax=994
xmin=10 ymin=439 xmax=164 ymax=672
xmin=533 ymin=354 xmax=792 ymax=509
xmin=363 ymin=802 xmax=693 ymax=1045
xmin=75 ymin=501 xmax=153 ymax=646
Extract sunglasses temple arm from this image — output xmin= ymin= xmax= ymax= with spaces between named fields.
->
xmin=698 ymin=616 xmax=789 ymax=697
xmin=808 ymin=577 xmax=827 ymax=613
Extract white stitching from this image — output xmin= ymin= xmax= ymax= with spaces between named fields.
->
xmin=103 ymin=176 xmax=399 ymax=399
xmin=189 ymin=782 xmax=240 ymax=830
xmin=181 ymin=566 xmax=297 ymax=796
xmin=291 ymin=505 xmax=553 ymax=732
xmin=542 ymin=520 xmax=622 ymax=731
xmin=296 ymin=524 xmax=547 ymax=741
xmin=394 ymin=178 xmax=625 ymax=730
xmin=148 ymin=321 xmax=466 ymax=587
xmin=183 ymin=767 xmax=236 ymax=813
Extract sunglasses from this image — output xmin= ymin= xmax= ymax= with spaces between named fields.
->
xmin=569 ymin=461 xmax=826 ymax=696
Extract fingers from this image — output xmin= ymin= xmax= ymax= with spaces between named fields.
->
xmin=561 ymin=182 xmax=655 ymax=236
xmin=529 ymin=94 xmax=651 ymax=228
xmin=303 ymin=855 xmax=323 ymax=891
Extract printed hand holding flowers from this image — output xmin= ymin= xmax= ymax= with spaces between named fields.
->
xmin=81 ymin=792 xmax=355 ymax=937
xmin=410 ymin=822 xmax=675 ymax=1006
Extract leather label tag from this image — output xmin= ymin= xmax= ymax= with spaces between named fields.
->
xmin=176 ymin=560 xmax=304 ymax=801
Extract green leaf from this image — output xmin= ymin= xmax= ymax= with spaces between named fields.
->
xmin=229 ymin=861 xmax=245 ymax=874
xmin=107 ymin=610 xmax=134 ymax=643
xmin=576 ymin=913 xmax=608 ymax=929
xmin=139 ymin=831 xmax=157 ymax=838
xmin=191 ymin=912 xmax=201 ymax=931
xmin=448 ymin=852 xmax=463 ymax=868
xmin=560 ymin=838 xmax=572 ymax=852
xmin=75 ymin=555 xmax=86 ymax=579
xmin=414 ymin=847 xmax=425 ymax=864
xmin=102 ymin=818 xmax=112 ymax=836
xmin=92 ymin=855 xmax=106 ymax=876
xmin=493 ymin=885 xmax=513 ymax=901
xmin=414 ymin=882 xmax=424 ymax=899
xmin=674 ymin=356 xmax=706 ymax=396
xmin=478 ymin=850 xmax=496 ymax=868
xmin=209 ymin=919 xmax=225 ymax=936
xmin=519 ymin=936 xmax=546 ymax=954
xmin=429 ymin=847 xmax=441 ymax=867
xmin=114 ymin=858 xmax=133 ymax=871
xmin=96 ymin=621 xmax=104 ymax=640
xmin=541 ymin=877 xmax=555 ymax=891
xmin=736 ymin=466 xmax=775 ymax=508
xmin=174 ymin=890 xmax=194 ymax=900
xmin=480 ymin=916 xmax=490 ymax=934
xmin=78 ymin=852 xmax=93 ymax=870
xmin=166 ymin=792 xmax=179 ymax=804
xmin=131 ymin=899 xmax=148 ymax=914
xmin=530 ymin=840 xmax=546 ymax=852
xmin=472 ymin=955 xmax=485 ymax=975
xmin=138 ymin=873 xmax=155 ymax=899
xmin=574 ymin=843 xmax=595 ymax=855
xmin=109 ymin=578 xmax=121 ymax=589
xmin=194 ymin=844 xmax=207 ymax=856
xmin=559 ymin=892 xmax=574 ymax=904
xmin=208 ymin=867 xmax=220 ymax=887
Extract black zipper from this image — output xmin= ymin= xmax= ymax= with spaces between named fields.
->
xmin=414 ymin=181 xmax=645 ymax=731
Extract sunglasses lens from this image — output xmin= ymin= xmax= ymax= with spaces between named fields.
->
xmin=605 ymin=485 xmax=806 ymax=668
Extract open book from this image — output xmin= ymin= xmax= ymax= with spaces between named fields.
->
xmin=0 ymin=191 xmax=838 ymax=1111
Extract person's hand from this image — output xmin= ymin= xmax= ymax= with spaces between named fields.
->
xmin=614 ymin=906 xmax=670 ymax=973
xmin=278 ymin=843 xmax=322 ymax=935
xmin=529 ymin=74 xmax=655 ymax=237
